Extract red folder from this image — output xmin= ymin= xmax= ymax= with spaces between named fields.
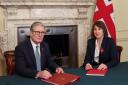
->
xmin=86 ymin=69 xmax=108 ymax=76
xmin=41 ymin=73 xmax=80 ymax=85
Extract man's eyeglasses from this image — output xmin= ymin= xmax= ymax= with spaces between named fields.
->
xmin=32 ymin=31 xmax=46 ymax=35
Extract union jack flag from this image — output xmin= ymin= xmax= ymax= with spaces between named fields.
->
xmin=93 ymin=0 xmax=116 ymax=43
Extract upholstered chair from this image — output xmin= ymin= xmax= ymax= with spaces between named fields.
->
xmin=116 ymin=45 xmax=123 ymax=62
xmin=4 ymin=51 xmax=15 ymax=75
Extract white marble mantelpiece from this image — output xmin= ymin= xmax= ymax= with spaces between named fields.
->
xmin=0 ymin=0 xmax=93 ymax=7
xmin=0 ymin=1 xmax=95 ymax=66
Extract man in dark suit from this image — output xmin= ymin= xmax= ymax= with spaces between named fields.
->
xmin=15 ymin=22 xmax=64 ymax=79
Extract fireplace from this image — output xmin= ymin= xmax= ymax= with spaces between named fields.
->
xmin=44 ymin=34 xmax=69 ymax=57
xmin=17 ymin=25 xmax=78 ymax=68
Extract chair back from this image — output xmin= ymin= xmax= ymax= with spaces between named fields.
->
xmin=4 ymin=51 xmax=15 ymax=75
xmin=116 ymin=45 xmax=123 ymax=62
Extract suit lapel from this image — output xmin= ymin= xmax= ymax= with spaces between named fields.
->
xmin=27 ymin=40 xmax=37 ymax=68
xmin=40 ymin=43 xmax=45 ymax=69
xmin=92 ymin=39 xmax=96 ymax=58
xmin=100 ymin=38 xmax=105 ymax=54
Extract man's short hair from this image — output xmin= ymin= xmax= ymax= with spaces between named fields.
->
xmin=30 ymin=22 xmax=45 ymax=31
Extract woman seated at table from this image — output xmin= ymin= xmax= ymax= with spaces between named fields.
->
xmin=83 ymin=20 xmax=118 ymax=70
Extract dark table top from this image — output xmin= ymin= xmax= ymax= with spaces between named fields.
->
xmin=0 ymin=62 xmax=128 ymax=85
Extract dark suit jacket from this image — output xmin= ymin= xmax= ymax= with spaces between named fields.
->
xmin=83 ymin=37 xmax=118 ymax=68
xmin=15 ymin=39 xmax=58 ymax=78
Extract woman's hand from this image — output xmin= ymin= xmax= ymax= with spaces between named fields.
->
xmin=85 ymin=63 xmax=93 ymax=70
xmin=97 ymin=63 xmax=108 ymax=70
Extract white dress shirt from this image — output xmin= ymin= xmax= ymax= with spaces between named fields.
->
xmin=30 ymin=39 xmax=41 ymax=56
xmin=94 ymin=40 xmax=100 ymax=63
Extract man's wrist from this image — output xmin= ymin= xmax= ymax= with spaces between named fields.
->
xmin=35 ymin=71 xmax=40 ymax=79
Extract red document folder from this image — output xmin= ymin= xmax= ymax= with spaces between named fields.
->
xmin=86 ymin=69 xmax=108 ymax=76
xmin=41 ymin=73 xmax=80 ymax=85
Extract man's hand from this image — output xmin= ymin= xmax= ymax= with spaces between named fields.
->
xmin=36 ymin=70 xmax=52 ymax=79
xmin=56 ymin=67 xmax=64 ymax=74
xmin=85 ymin=63 xmax=93 ymax=70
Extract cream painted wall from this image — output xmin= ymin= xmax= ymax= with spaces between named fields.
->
xmin=113 ymin=0 xmax=128 ymax=62
xmin=113 ymin=0 xmax=128 ymax=30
